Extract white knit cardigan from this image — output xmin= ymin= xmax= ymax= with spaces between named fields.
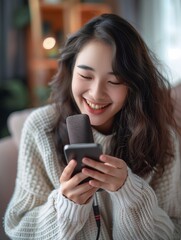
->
xmin=4 ymin=105 xmax=181 ymax=239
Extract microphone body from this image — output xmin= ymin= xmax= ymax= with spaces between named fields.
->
xmin=66 ymin=114 xmax=94 ymax=144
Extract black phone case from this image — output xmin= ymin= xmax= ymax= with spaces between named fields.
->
xmin=64 ymin=143 xmax=102 ymax=182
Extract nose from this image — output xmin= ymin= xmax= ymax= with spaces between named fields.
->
xmin=89 ymin=79 xmax=106 ymax=100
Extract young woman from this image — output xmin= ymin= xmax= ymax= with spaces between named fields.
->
xmin=4 ymin=13 xmax=181 ymax=239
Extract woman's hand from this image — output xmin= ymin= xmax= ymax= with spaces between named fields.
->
xmin=60 ymin=160 xmax=98 ymax=205
xmin=82 ymin=155 xmax=128 ymax=192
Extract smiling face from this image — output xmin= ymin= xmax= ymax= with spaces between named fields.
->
xmin=71 ymin=40 xmax=128 ymax=134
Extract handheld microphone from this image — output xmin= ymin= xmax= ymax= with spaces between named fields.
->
xmin=66 ymin=114 xmax=94 ymax=144
xmin=64 ymin=114 xmax=102 ymax=176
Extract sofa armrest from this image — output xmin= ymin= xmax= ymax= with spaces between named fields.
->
xmin=0 ymin=137 xmax=18 ymax=239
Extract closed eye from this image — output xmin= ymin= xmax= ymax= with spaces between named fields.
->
xmin=79 ymin=74 xmax=92 ymax=79
xmin=108 ymin=81 xmax=122 ymax=85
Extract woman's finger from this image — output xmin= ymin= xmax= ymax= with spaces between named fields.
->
xmin=60 ymin=160 xmax=77 ymax=182
xmin=82 ymin=156 xmax=126 ymax=177
xmin=100 ymin=154 xmax=126 ymax=169
xmin=65 ymin=185 xmax=98 ymax=205
xmin=82 ymin=155 xmax=128 ymax=192
xmin=82 ymin=167 xmax=121 ymax=183
xmin=61 ymin=178 xmax=98 ymax=204
xmin=83 ymin=167 xmax=127 ymax=192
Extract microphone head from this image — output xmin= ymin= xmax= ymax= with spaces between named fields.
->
xmin=66 ymin=114 xmax=94 ymax=144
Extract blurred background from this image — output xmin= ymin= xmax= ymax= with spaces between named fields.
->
xmin=0 ymin=0 xmax=181 ymax=138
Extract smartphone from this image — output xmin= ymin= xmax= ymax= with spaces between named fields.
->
xmin=64 ymin=143 xmax=102 ymax=182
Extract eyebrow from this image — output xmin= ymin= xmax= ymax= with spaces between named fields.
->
xmin=77 ymin=64 xmax=115 ymax=75
xmin=77 ymin=65 xmax=94 ymax=71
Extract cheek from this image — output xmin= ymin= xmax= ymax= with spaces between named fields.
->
xmin=71 ymin=78 xmax=85 ymax=105
xmin=112 ymin=87 xmax=128 ymax=105
xmin=71 ymin=77 xmax=79 ymax=97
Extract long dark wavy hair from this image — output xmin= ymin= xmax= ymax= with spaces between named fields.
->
xmin=50 ymin=13 xmax=176 ymax=177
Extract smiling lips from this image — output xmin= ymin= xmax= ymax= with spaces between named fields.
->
xmin=85 ymin=99 xmax=110 ymax=110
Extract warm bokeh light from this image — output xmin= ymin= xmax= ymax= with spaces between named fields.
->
xmin=43 ymin=37 xmax=56 ymax=50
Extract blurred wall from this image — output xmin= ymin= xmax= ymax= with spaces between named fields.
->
xmin=0 ymin=0 xmax=28 ymax=84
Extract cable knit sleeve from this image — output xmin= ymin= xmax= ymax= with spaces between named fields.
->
xmin=108 ymin=168 xmax=175 ymax=240
xmin=56 ymin=187 xmax=94 ymax=239
xmin=4 ymin=107 xmax=93 ymax=240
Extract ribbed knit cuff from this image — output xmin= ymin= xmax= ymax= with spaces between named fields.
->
xmin=109 ymin=168 xmax=155 ymax=208
xmin=56 ymin=187 xmax=93 ymax=225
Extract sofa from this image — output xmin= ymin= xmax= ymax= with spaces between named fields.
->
xmin=0 ymin=108 xmax=32 ymax=239
xmin=0 ymin=83 xmax=181 ymax=239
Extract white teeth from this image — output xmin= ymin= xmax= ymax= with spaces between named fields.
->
xmin=86 ymin=99 xmax=107 ymax=110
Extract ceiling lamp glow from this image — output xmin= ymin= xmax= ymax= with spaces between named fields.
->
xmin=43 ymin=37 xmax=56 ymax=50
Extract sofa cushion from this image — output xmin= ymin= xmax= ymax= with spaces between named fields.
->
xmin=7 ymin=109 xmax=33 ymax=148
